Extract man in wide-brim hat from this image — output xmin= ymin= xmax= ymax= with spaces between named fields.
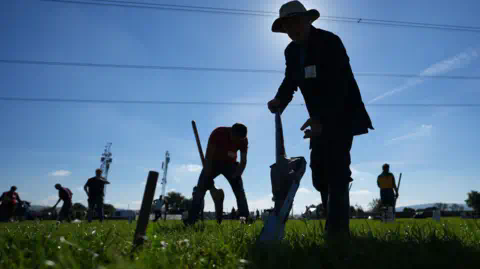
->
xmin=268 ymin=1 xmax=374 ymax=240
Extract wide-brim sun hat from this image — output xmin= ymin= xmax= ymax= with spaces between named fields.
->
xmin=272 ymin=1 xmax=320 ymax=33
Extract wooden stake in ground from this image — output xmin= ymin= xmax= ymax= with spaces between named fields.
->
xmin=395 ymin=173 xmax=402 ymax=207
xmin=133 ymin=171 xmax=159 ymax=247
xmin=191 ymin=120 xmax=225 ymax=222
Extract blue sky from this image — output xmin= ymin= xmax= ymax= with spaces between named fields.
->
xmin=1 ymin=0 xmax=479 ymax=213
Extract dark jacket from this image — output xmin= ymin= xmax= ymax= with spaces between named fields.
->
xmin=275 ymin=26 xmax=373 ymax=136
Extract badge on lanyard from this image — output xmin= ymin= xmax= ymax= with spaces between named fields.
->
xmin=305 ymin=65 xmax=316 ymax=79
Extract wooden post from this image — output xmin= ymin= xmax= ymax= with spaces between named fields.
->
xmin=133 ymin=171 xmax=158 ymax=247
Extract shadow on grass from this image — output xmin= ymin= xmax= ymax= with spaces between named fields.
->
xmin=247 ymin=220 xmax=480 ymax=269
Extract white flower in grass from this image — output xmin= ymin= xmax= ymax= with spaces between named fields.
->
xmin=239 ymin=259 xmax=249 ymax=264
xmin=92 ymin=230 xmax=96 ymax=235
xmin=177 ymin=239 xmax=190 ymax=248
xmin=160 ymin=241 xmax=168 ymax=250
xmin=45 ymin=260 xmax=56 ymax=266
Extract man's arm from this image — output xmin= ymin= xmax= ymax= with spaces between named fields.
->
xmin=52 ymin=198 xmax=61 ymax=209
xmin=271 ymin=46 xmax=299 ymax=114
xmin=377 ymin=176 xmax=381 ymax=188
xmin=234 ymin=151 xmax=248 ymax=178
xmin=204 ymin=136 xmax=217 ymax=177
xmin=84 ymin=182 xmax=89 ymax=197
xmin=16 ymin=193 xmax=22 ymax=204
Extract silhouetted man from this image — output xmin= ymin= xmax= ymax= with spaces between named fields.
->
xmin=0 ymin=186 xmax=22 ymax=222
xmin=163 ymin=199 xmax=169 ymax=221
xmin=377 ymin=164 xmax=398 ymax=214
xmin=185 ymin=123 xmax=251 ymax=226
xmin=51 ymin=184 xmax=73 ymax=222
xmin=153 ymin=195 xmax=164 ymax=222
xmin=268 ymin=1 xmax=373 ymax=239
xmin=84 ymin=169 xmax=110 ymax=223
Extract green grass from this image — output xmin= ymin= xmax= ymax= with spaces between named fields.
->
xmin=1 ymin=218 xmax=479 ymax=269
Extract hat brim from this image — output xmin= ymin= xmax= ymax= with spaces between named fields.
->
xmin=272 ymin=9 xmax=320 ymax=33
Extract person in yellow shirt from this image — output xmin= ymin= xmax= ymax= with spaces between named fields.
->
xmin=377 ymin=164 xmax=398 ymax=213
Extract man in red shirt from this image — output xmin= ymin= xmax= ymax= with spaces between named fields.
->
xmin=185 ymin=123 xmax=250 ymax=225
xmin=51 ymin=184 xmax=73 ymax=222
xmin=0 ymin=186 xmax=22 ymax=222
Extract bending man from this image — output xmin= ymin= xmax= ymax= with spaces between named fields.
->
xmin=51 ymin=184 xmax=73 ymax=223
xmin=185 ymin=123 xmax=250 ymax=225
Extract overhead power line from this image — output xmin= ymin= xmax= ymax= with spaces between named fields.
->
xmin=1 ymin=97 xmax=479 ymax=107
xmin=2 ymin=59 xmax=480 ymax=80
xmin=40 ymin=0 xmax=480 ymax=33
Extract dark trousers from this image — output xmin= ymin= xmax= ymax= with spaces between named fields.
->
xmin=88 ymin=196 xmax=104 ymax=222
xmin=59 ymin=200 xmax=72 ymax=222
xmin=380 ymin=189 xmax=396 ymax=214
xmin=187 ymin=161 xmax=249 ymax=224
xmin=310 ymin=133 xmax=353 ymax=236
xmin=0 ymin=204 xmax=16 ymax=221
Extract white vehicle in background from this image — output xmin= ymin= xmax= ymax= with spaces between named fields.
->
xmin=112 ymin=209 xmax=136 ymax=220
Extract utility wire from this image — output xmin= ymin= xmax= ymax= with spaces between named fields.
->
xmin=2 ymin=59 xmax=480 ymax=80
xmin=1 ymin=97 xmax=479 ymax=107
xmin=40 ymin=0 xmax=480 ymax=33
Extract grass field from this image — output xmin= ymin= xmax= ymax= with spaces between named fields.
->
xmin=1 ymin=218 xmax=479 ymax=269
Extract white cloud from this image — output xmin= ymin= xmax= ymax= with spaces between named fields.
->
xmin=369 ymin=48 xmax=479 ymax=103
xmin=351 ymin=166 xmax=376 ymax=181
xmin=297 ymin=187 xmax=312 ymax=194
xmin=388 ymin=124 xmax=433 ymax=144
xmin=49 ymin=170 xmax=72 ymax=177
xmin=168 ymin=188 xmax=176 ymax=192
xmin=181 ymin=164 xmax=202 ymax=173
xmin=171 ymin=164 xmax=203 ymax=183
xmin=76 ymin=186 xmax=84 ymax=192
xmin=350 ymin=190 xmax=372 ymax=196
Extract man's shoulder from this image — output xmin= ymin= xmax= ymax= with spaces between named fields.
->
xmin=210 ymin=127 xmax=229 ymax=138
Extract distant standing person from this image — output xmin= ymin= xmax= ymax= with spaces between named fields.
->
xmin=377 ymin=164 xmax=398 ymax=214
xmin=51 ymin=184 xmax=73 ymax=223
xmin=84 ymin=169 xmax=110 ymax=223
xmin=163 ymin=199 xmax=169 ymax=221
xmin=153 ymin=195 xmax=164 ymax=222
xmin=0 ymin=186 xmax=22 ymax=222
